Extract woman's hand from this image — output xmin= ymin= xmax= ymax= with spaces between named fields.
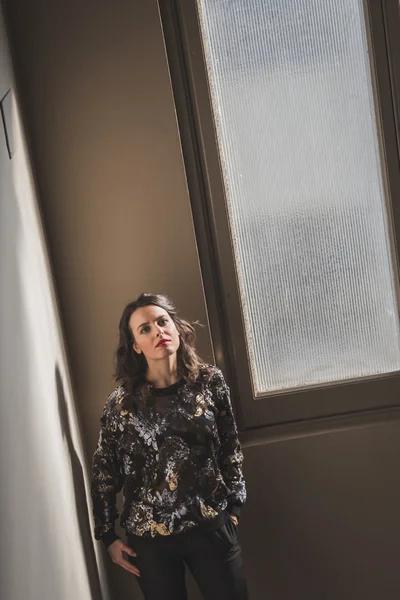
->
xmin=230 ymin=515 xmax=239 ymax=527
xmin=108 ymin=539 xmax=140 ymax=577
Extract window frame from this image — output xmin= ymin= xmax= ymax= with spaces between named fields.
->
xmin=159 ymin=0 xmax=400 ymax=430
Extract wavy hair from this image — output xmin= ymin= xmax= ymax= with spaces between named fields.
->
xmin=114 ymin=293 xmax=205 ymax=394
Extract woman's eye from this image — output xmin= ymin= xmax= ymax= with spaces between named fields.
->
xmin=141 ymin=326 xmax=150 ymax=334
xmin=159 ymin=318 xmax=167 ymax=326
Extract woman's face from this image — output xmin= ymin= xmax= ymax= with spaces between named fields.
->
xmin=129 ymin=304 xmax=180 ymax=363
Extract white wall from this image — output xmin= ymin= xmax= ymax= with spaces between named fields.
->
xmin=0 ymin=9 xmax=107 ymax=600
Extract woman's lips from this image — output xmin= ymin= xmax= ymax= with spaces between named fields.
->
xmin=156 ymin=339 xmax=169 ymax=347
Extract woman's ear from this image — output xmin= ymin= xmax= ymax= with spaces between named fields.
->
xmin=133 ymin=341 xmax=142 ymax=354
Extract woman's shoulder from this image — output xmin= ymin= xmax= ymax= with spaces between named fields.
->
xmin=198 ymin=364 xmax=226 ymax=386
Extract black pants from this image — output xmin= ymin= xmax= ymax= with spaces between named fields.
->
xmin=127 ymin=519 xmax=248 ymax=600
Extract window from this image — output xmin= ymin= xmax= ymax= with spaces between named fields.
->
xmin=161 ymin=0 xmax=400 ymax=428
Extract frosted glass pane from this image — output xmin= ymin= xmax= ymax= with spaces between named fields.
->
xmin=197 ymin=0 xmax=400 ymax=393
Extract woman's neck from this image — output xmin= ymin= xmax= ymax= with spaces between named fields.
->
xmin=146 ymin=357 xmax=179 ymax=389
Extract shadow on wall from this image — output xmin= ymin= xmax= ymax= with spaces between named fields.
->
xmin=55 ymin=365 xmax=103 ymax=600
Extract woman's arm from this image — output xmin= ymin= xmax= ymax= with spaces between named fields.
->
xmin=211 ymin=368 xmax=247 ymax=520
xmin=91 ymin=393 xmax=123 ymax=547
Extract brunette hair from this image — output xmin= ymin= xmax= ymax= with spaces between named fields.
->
xmin=114 ymin=293 xmax=205 ymax=394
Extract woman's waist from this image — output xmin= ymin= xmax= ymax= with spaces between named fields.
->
xmin=124 ymin=507 xmax=229 ymax=541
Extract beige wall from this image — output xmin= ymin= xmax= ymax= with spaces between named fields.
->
xmin=4 ymin=0 xmax=213 ymax=456
xmin=4 ymin=0 xmax=212 ymax=597
xmin=0 ymin=6 xmax=106 ymax=600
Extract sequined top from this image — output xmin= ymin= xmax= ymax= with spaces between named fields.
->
xmin=91 ymin=366 xmax=246 ymax=546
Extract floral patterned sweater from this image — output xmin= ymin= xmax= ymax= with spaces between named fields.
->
xmin=91 ymin=366 xmax=246 ymax=547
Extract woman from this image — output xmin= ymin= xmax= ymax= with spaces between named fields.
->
xmin=91 ymin=293 xmax=248 ymax=600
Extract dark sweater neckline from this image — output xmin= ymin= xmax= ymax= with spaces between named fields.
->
xmin=151 ymin=378 xmax=184 ymax=396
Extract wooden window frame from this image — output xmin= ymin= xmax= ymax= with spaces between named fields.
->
xmin=159 ymin=0 xmax=400 ymax=431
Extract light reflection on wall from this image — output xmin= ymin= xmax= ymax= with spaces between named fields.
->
xmin=0 ymin=12 xmax=106 ymax=599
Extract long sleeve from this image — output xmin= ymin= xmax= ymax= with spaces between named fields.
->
xmin=91 ymin=396 xmax=123 ymax=547
xmin=211 ymin=369 xmax=247 ymax=519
